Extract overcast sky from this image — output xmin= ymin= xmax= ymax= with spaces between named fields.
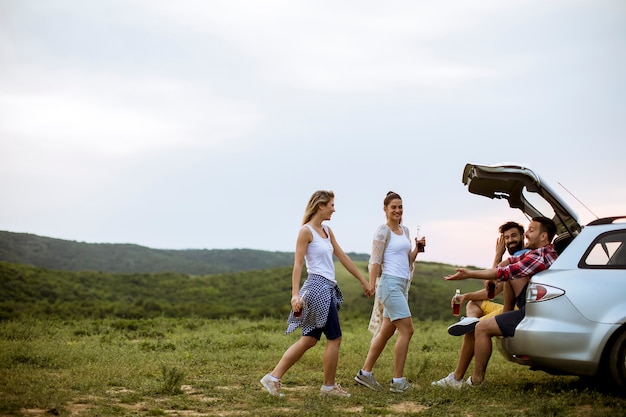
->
xmin=1 ymin=0 xmax=625 ymax=268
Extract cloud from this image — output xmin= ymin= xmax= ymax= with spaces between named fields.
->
xmin=135 ymin=0 xmax=549 ymax=93
xmin=1 ymin=73 xmax=261 ymax=150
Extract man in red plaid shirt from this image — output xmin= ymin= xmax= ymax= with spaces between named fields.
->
xmin=444 ymin=216 xmax=558 ymax=386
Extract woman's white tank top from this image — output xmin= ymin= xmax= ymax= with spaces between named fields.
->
xmin=383 ymin=228 xmax=411 ymax=279
xmin=304 ymin=224 xmax=336 ymax=282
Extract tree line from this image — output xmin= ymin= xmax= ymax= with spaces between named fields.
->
xmin=0 ymin=260 xmax=485 ymax=322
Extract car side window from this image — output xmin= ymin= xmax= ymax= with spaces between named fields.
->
xmin=580 ymin=231 xmax=626 ymax=269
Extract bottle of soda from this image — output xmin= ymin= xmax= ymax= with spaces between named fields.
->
xmin=293 ymin=290 xmax=307 ymax=318
xmin=416 ymin=226 xmax=425 ymax=252
xmin=487 ymin=282 xmax=496 ymax=299
xmin=452 ymin=289 xmax=461 ymax=316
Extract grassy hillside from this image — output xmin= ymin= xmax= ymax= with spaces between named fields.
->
xmin=0 ymin=260 xmax=488 ymax=322
xmin=0 ymin=230 xmax=368 ymax=274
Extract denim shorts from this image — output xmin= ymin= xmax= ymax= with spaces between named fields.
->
xmin=376 ymin=274 xmax=411 ymax=321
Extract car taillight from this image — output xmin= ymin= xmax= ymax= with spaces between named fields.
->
xmin=533 ymin=285 xmax=547 ymax=300
xmin=527 ymin=284 xmax=565 ymax=302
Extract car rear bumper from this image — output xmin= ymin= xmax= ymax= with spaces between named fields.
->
xmin=496 ymin=295 xmax=618 ymax=377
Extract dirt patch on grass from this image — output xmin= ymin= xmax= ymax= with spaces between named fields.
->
xmin=19 ymin=385 xmax=430 ymax=417
xmin=389 ymin=401 xmax=429 ymax=413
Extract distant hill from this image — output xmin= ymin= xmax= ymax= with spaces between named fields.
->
xmin=0 ymin=231 xmax=369 ymax=274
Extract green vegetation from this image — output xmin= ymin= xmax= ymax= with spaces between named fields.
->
xmin=0 ymin=317 xmax=623 ymax=416
xmin=0 ymin=260 xmax=482 ymax=322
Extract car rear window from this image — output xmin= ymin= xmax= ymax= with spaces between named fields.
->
xmin=580 ymin=230 xmax=626 ymax=269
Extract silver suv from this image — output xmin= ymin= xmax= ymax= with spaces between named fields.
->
xmin=462 ymin=163 xmax=626 ymax=392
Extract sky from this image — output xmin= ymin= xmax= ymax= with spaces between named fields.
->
xmin=1 ymin=0 xmax=625 ymax=269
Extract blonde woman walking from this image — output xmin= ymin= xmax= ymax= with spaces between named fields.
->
xmin=261 ymin=190 xmax=373 ymax=398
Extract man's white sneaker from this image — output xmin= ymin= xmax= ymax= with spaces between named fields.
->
xmin=431 ymin=372 xmax=464 ymax=389
xmin=447 ymin=317 xmax=480 ymax=336
xmin=260 ymin=373 xmax=284 ymax=397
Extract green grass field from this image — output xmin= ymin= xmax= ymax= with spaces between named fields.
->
xmin=0 ymin=317 xmax=623 ymax=417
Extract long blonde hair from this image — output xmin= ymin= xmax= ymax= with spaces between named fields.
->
xmin=302 ymin=190 xmax=334 ymax=225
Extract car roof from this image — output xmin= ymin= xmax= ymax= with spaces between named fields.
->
xmin=462 ymin=163 xmax=582 ymax=240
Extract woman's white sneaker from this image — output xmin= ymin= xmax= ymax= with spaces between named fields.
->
xmin=320 ymin=384 xmax=351 ymax=397
xmin=260 ymin=373 xmax=284 ymax=397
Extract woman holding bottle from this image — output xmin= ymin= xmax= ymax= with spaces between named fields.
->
xmin=260 ymin=190 xmax=373 ymax=398
xmin=355 ymin=191 xmax=425 ymax=393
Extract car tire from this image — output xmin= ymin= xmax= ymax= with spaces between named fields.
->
xmin=607 ymin=330 xmax=626 ymax=392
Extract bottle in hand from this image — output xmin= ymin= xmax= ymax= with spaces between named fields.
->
xmin=293 ymin=290 xmax=307 ymax=318
xmin=487 ymin=282 xmax=496 ymax=299
xmin=452 ymin=289 xmax=461 ymax=316
xmin=416 ymin=226 xmax=425 ymax=252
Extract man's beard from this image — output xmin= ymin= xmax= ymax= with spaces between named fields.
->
xmin=507 ymin=241 xmax=525 ymax=255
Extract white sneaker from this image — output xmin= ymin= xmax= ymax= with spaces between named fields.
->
xmin=447 ymin=317 xmax=480 ymax=336
xmin=260 ymin=373 xmax=284 ymax=397
xmin=320 ymin=384 xmax=351 ymax=397
xmin=431 ymin=372 xmax=464 ymax=389
xmin=466 ymin=376 xmax=483 ymax=387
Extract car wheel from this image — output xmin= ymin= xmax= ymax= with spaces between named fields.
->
xmin=608 ymin=330 xmax=626 ymax=392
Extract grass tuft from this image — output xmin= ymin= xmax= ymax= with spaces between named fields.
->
xmin=159 ymin=364 xmax=185 ymax=395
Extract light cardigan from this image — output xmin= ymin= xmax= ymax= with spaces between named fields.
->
xmin=367 ymin=224 xmax=414 ymax=336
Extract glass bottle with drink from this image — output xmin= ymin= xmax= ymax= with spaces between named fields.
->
xmin=452 ymin=289 xmax=461 ymax=316
xmin=293 ymin=290 xmax=307 ymax=318
xmin=416 ymin=225 xmax=425 ymax=252
xmin=487 ymin=281 xmax=496 ymax=299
